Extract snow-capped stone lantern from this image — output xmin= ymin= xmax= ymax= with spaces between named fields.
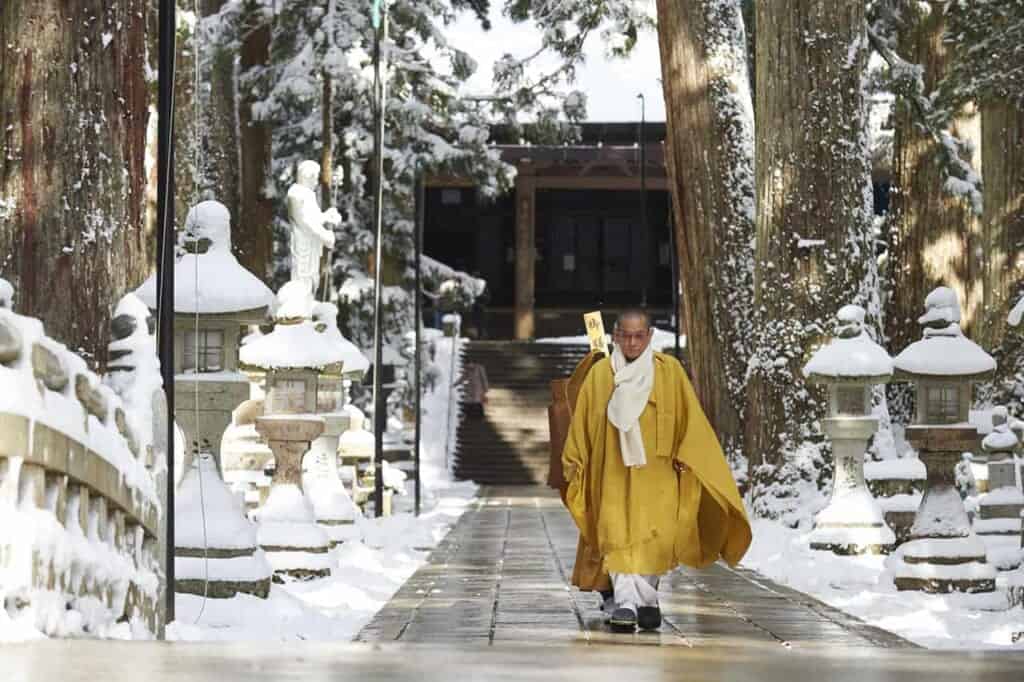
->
xmin=135 ymin=200 xmax=274 ymax=469
xmin=891 ymin=286 xmax=997 ymax=593
xmin=803 ymin=304 xmax=895 ymax=555
xmin=973 ymin=407 xmax=1024 ymax=570
xmin=238 ymin=286 xmax=363 ymax=570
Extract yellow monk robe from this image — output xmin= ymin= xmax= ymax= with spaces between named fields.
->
xmin=561 ymin=352 xmax=752 ymax=591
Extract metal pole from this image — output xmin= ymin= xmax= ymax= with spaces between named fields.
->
xmin=414 ymin=173 xmax=424 ymax=517
xmin=371 ymin=3 xmax=388 ymax=518
xmin=156 ymin=0 xmax=176 ymax=627
xmin=638 ymin=94 xmax=648 ymax=308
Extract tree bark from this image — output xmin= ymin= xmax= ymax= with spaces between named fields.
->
xmin=656 ymin=0 xmax=755 ymax=476
xmin=982 ymin=101 xmax=1024 ymax=401
xmin=0 ymin=0 xmax=152 ymax=368
xmin=236 ymin=2 xmax=274 ymax=280
xmin=747 ymin=0 xmax=876 ymax=519
xmin=886 ymin=1 xmax=981 ymax=355
xmin=198 ymin=0 xmax=241 ymax=222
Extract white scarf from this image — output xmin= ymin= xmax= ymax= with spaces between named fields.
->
xmin=607 ymin=342 xmax=655 ymax=468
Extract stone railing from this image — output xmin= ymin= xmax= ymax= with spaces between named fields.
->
xmin=0 ymin=300 xmax=163 ymax=637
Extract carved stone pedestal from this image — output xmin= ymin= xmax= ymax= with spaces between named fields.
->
xmin=810 ymin=418 xmax=895 ymax=555
xmin=975 ymin=457 xmax=1024 ymax=570
xmin=255 ymin=416 xmax=331 ymax=581
xmin=893 ymin=427 xmax=995 ymax=593
xmin=303 ymin=412 xmax=358 ymax=546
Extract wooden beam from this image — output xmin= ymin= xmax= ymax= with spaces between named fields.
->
xmin=534 ymin=176 xmax=669 ymax=191
xmin=514 ymin=167 xmax=537 ymax=339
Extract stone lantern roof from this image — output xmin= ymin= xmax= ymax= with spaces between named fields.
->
xmin=893 ymin=287 xmax=995 ymax=381
xmin=239 ymin=285 xmax=347 ymax=373
xmin=134 ymin=201 xmax=274 ymax=321
xmin=803 ymin=305 xmax=893 ymax=385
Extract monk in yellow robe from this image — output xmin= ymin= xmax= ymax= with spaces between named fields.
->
xmin=561 ymin=309 xmax=751 ymax=631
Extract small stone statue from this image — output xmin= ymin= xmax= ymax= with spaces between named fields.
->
xmin=919 ymin=286 xmax=961 ymax=338
xmin=287 ymin=160 xmax=340 ymax=302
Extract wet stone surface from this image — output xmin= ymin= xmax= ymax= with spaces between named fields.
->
xmin=358 ymin=486 xmax=915 ymax=650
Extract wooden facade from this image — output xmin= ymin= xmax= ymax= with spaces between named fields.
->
xmin=425 ymin=123 xmax=673 ymax=339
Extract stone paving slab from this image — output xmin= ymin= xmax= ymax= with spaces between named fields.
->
xmin=357 ymin=486 xmax=917 ymax=650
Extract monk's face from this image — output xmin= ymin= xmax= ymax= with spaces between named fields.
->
xmin=614 ymin=317 xmax=653 ymax=361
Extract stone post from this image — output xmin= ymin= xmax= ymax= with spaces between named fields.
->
xmin=255 ymin=415 xmax=331 ymax=580
xmin=975 ymin=407 xmax=1024 ymax=571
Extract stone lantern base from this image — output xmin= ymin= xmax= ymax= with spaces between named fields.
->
xmin=255 ymin=416 xmax=331 ymax=581
xmin=865 ymin=457 xmax=926 ymax=545
xmin=893 ymin=426 xmax=995 ymax=593
xmin=810 ymin=418 xmax=895 ymax=555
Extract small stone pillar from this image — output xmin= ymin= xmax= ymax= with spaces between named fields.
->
xmin=974 ymin=407 xmax=1024 ymax=570
xmin=255 ymin=415 xmax=331 ymax=581
xmin=803 ymin=305 xmax=895 ymax=554
xmin=891 ymin=287 xmax=996 ymax=593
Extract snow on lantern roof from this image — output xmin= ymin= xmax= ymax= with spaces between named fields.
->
xmin=134 ymin=201 xmax=274 ymax=316
xmin=804 ymin=304 xmax=893 ymax=382
xmin=239 ymin=320 xmax=346 ymax=371
xmin=312 ymin=302 xmax=370 ymax=376
xmin=894 ymin=287 xmax=995 ymax=378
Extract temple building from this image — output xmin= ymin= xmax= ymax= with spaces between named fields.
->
xmin=425 ymin=122 xmax=673 ymax=339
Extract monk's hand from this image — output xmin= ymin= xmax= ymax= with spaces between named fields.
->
xmin=673 ymin=460 xmax=689 ymax=474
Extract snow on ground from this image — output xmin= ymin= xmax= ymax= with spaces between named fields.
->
xmin=167 ymin=332 xmax=474 ymax=641
xmin=168 ymin=482 xmax=476 ymax=642
xmin=741 ymin=519 xmax=1024 ymax=650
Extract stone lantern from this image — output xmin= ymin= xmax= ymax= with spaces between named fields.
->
xmin=135 ymin=200 xmax=274 ymax=469
xmin=239 ymin=284 xmax=358 ymax=560
xmin=803 ymin=304 xmax=895 ymax=555
xmin=974 ymin=407 xmax=1024 ymax=570
xmin=892 ymin=286 xmax=997 ymax=593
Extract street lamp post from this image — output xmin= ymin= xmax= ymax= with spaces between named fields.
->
xmin=156 ymin=0 xmax=177 ymax=629
xmin=414 ymin=173 xmax=424 ymax=517
xmin=638 ymin=94 xmax=648 ymax=309
xmin=371 ymin=0 xmax=389 ymax=518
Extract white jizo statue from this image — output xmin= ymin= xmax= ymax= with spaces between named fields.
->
xmin=287 ymin=160 xmax=340 ymax=298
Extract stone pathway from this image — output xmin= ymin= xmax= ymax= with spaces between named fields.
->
xmin=357 ymin=486 xmax=914 ymax=650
